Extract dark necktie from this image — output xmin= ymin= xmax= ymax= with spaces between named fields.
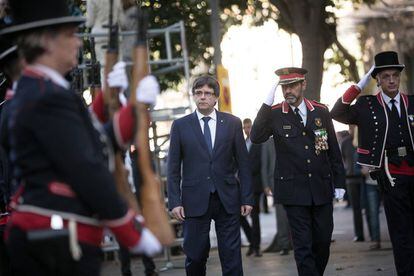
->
xmin=294 ymin=108 xmax=304 ymax=126
xmin=389 ymin=99 xmax=399 ymax=119
xmin=202 ymin=117 xmax=213 ymax=154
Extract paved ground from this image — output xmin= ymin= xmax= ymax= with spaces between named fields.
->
xmin=102 ymin=201 xmax=396 ymax=275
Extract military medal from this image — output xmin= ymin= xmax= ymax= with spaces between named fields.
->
xmin=315 ymin=118 xmax=322 ymax=127
xmin=314 ymin=128 xmax=329 ymax=155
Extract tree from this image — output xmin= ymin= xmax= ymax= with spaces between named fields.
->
xmin=240 ymin=0 xmax=376 ymax=101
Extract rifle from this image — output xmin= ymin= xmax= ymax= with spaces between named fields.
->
xmin=129 ymin=7 xmax=174 ymax=245
xmin=103 ymin=0 xmax=139 ymax=212
xmin=88 ymin=36 xmax=101 ymax=100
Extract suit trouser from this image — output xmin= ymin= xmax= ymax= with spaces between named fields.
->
xmin=183 ymin=192 xmax=243 ymax=276
xmin=346 ymin=181 xmax=364 ymax=240
xmin=275 ymin=203 xmax=291 ymax=250
xmin=382 ymin=174 xmax=414 ymax=276
xmin=284 ymin=203 xmax=333 ymax=276
xmin=6 ymin=226 xmax=102 ymax=276
xmin=240 ymin=193 xmax=261 ymax=250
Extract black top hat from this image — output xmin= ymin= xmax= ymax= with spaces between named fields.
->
xmin=0 ymin=0 xmax=85 ymax=36
xmin=371 ymin=51 xmax=405 ymax=78
xmin=275 ymin=67 xmax=308 ymax=85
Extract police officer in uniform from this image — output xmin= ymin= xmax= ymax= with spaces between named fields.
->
xmin=331 ymin=51 xmax=414 ymax=275
xmin=251 ymin=67 xmax=345 ymax=276
xmin=0 ymin=1 xmax=161 ymax=275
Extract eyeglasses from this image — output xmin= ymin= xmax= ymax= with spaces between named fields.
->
xmin=193 ymin=91 xmax=215 ymax=98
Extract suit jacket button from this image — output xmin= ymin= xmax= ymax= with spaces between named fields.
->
xmin=308 ymin=173 xmax=312 ymax=177
xmin=302 ymin=132 xmax=306 ymax=136
xmin=307 ymin=159 xmax=311 ymax=163
xmin=207 ymin=177 xmax=211 ymax=180
xmin=285 ymin=134 xmax=289 ymax=137
xmin=305 ymin=145 xmax=309 ymax=149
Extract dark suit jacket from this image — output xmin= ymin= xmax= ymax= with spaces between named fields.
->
xmin=251 ymin=99 xmax=345 ymax=206
xmin=167 ymin=110 xmax=253 ymax=217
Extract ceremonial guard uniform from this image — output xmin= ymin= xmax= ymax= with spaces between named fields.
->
xmin=0 ymin=28 xmax=19 ymax=276
xmin=251 ymin=67 xmax=345 ymax=276
xmin=331 ymin=51 xmax=414 ymax=275
xmin=0 ymin=1 xmax=160 ymax=275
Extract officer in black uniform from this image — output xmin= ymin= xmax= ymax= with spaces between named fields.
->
xmin=331 ymin=51 xmax=414 ymax=275
xmin=0 ymin=1 xmax=161 ymax=275
xmin=251 ymin=67 xmax=345 ymax=276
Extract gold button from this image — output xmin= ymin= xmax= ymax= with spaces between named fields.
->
xmin=305 ymin=145 xmax=309 ymax=149
xmin=302 ymin=132 xmax=306 ymax=136
xmin=307 ymin=159 xmax=311 ymax=163
xmin=308 ymin=173 xmax=312 ymax=177
xmin=285 ymin=134 xmax=289 ymax=137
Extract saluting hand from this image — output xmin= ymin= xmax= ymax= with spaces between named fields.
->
xmin=171 ymin=206 xmax=185 ymax=221
xmin=241 ymin=205 xmax=253 ymax=217
xmin=264 ymin=82 xmax=279 ymax=106
xmin=356 ymin=65 xmax=375 ymax=90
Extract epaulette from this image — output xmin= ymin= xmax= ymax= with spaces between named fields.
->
xmin=271 ymin=103 xmax=282 ymax=110
xmin=311 ymin=100 xmax=328 ymax=109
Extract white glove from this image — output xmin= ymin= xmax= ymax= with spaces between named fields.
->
xmin=107 ymin=61 xmax=129 ymax=92
xmin=356 ymin=65 xmax=375 ymax=90
xmin=334 ymin=188 xmax=346 ymax=200
xmin=130 ymin=227 xmax=162 ymax=256
xmin=136 ymin=75 xmax=160 ymax=105
xmin=264 ymin=83 xmax=278 ymax=106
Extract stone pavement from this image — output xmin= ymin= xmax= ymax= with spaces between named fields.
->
xmin=102 ymin=202 xmax=396 ymax=275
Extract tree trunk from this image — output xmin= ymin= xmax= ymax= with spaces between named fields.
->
xmin=300 ymin=33 xmax=325 ymax=101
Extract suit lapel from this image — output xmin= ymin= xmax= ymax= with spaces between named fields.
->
xmin=213 ymin=111 xmax=226 ymax=156
xmin=189 ymin=112 xmax=211 ymax=156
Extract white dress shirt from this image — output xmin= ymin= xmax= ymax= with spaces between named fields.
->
xmin=381 ymin=91 xmax=401 ymax=117
xmin=31 ymin=64 xmax=70 ymax=89
xmin=289 ymin=99 xmax=307 ymax=126
xmin=196 ymin=109 xmax=217 ymax=148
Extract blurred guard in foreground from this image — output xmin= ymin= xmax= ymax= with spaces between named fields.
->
xmin=0 ymin=1 xmax=161 ymax=275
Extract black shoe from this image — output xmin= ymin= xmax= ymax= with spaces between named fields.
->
xmin=246 ymin=247 xmax=254 ymax=256
xmin=353 ymin=236 xmax=365 ymax=242
xmin=254 ymin=249 xmax=262 ymax=257
xmin=279 ymin=249 xmax=289 ymax=256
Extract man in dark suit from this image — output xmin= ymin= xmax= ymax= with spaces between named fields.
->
xmin=167 ymin=75 xmax=253 ymax=276
xmin=240 ymin=118 xmax=263 ymax=257
xmin=251 ymin=67 xmax=345 ymax=276
xmin=331 ymin=51 xmax=414 ymax=275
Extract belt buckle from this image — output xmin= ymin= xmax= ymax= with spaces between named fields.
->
xmin=397 ymin=146 xmax=407 ymax=157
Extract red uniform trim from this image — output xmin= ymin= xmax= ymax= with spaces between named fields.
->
xmin=113 ymin=104 xmax=135 ymax=149
xmin=282 ymin=101 xmax=289 ymax=113
xmin=376 ymin=92 xmax=385 ymax=107
xmin=0 ymin=216 xmax=9 ymax=225
xmin=9 ymin=211 xmax=104 ymax=246
xmin=22 ymin=67 xmax=46 ymax=79
xmin=342 ymin=85 xmax=360 ymax=104
xmin=279 ymin=73 xmax=305 ymax=80
xmin=389 ymin=160 xmax=414 ymax=175
xmin=48 ymin=182 xmax=77 ymax=198
xmin=271 ymin=103 xmax=282 ymax=110
xmin=310 ymin=100 xmax=327 ymax=110
xmin=91 ymin=90 xmax=107 ymax=123
xmin=357 ymin=148 xmax=370 ymax=154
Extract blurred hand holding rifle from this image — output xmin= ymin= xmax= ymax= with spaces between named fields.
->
xmin=129 ymin=6 xmax=174 ymax=245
